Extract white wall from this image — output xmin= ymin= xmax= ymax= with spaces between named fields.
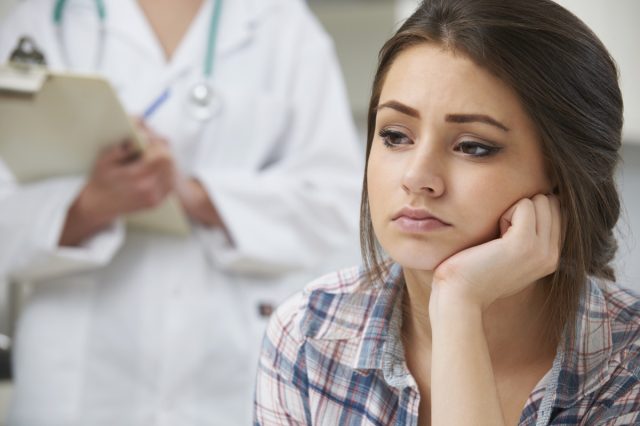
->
xmin=616 ymin=145 xmax=640 ymax=287
xmin=309 ymin=1 xmax=396 ymax=125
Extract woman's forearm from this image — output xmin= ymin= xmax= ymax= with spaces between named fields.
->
xmin=177 ymin=178 xmax=225 ymax=228
xmin=430 ymin=291 xmax=505 ymax=426
xmin=59 ymin=185 xmax=115 ymax=247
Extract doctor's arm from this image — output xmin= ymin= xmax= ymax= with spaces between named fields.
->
xmin=59 ymin=139 xmax=177 ymax=246
xmin=129 ymin=121 xmax=228 ymax=233
xmin=0 ymin=169 xmax=122 ymax=282
xmin=0 ymin=5 xmax=126 ymax=281
xmin=0 ymin=138 xmax=176 ymax=282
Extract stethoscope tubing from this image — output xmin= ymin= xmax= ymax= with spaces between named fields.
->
xmin=52 ymin=0 xmax=221 ymax=79
xmin=53 ymin=0 xmax=106 ymax=70
xmin=52 ymin=0 xmax=224 ymax=120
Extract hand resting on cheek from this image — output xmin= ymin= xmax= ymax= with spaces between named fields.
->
xmin=430 ymin=193 xmax=562 ymax=314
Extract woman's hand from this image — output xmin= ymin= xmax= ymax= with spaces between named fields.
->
xmin=137 ymin=118 xmax=227 ymax=230
xmin=83 ymin=139 xmax=176 ymax=218
xmin=59 ymin=125 xmax=177 ymax=246
xmin=428 ymin=194 xmax=561 ymax=426
xmin=430 ymin=194 xmax=562 ymax=313
xmin=175 ymin=177 xmax=226 ymax=228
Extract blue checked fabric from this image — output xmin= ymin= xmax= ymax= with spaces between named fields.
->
xmin=254 ymin=263 xmax=640 ymax=425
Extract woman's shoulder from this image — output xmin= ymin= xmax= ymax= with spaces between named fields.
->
xmin=572 ymin=281 xmax=640 ymax=423
xmin=598 ymin=281 xmax=640 ymax=383
xmin=600 ymin=281 xmax=640 ymax=346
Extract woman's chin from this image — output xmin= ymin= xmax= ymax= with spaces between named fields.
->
xmin=387 ymin=248 xmax=448 ymax=272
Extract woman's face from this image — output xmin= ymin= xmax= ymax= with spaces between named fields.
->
xmin=368 ymin=43 xmax=551 ymax=271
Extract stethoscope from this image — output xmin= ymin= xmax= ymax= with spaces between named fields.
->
xmin=52 ymin=0 xmax=224 ymax=121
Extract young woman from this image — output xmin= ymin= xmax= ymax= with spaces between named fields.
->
xmin=254 ymin=0 xmax=640 ymax=424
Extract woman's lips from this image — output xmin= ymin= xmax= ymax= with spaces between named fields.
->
xmin=392 ymin=207 xmax=451 ymax=233
xmin=393 ymin=216 xmax=450 ymax=232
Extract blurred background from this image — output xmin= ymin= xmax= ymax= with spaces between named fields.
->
xmin=0 ymin=0 xmax=638 ymax=422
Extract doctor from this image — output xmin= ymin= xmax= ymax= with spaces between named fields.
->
xmin=0 ymin=0 xmax=362 ymax=424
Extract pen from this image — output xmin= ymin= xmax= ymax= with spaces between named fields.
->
xmin=142 ymin=88 xmax=170 ymax=119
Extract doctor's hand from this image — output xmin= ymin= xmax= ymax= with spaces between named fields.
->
xmin=429 ymin=194 xmax=562 ymax=317
xmin=134 ymin=120 xmax=228 ymax=230
xmin=59 ymin=135 xmax=178 ymax=247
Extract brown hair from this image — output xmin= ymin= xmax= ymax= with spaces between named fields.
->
xmin=360 ymin=0 xmax=623 ymax=342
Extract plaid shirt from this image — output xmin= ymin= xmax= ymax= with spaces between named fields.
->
xmin=254 ymin=263 xmax=640 ymax=425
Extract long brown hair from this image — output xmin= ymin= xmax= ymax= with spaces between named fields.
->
xmin=360 ymin=0 xmax=623 ymax=342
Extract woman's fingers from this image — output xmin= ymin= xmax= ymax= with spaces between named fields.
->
xmin=531 ymin=194 xmax=552 ymax=239
xmin=504 ymin=195 xmax=561 ymax=275
xmin=96 ymin=140 xmax=135 ymax=165
xmin=503 ymin=198 xmax=536 ymax=240
xmin=499 ymin=202 xmax=517 ymax=236
xmin=528 ymin=194 xmax=562 ymax=275
xmin=549 ymin=195 xmax=562 ymax=266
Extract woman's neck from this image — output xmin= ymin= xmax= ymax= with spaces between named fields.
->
xmin=401 ymin=268 xmax=556 ymax=368
xmin=137 ymin=0 xmax=205 ymax=61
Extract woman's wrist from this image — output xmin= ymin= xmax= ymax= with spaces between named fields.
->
xmin=429 ymin=282 xmax=484 ymax=329
xmin=59 ymin=184 xmax=116 ymax=246
xmin=177 ymin=178 xmax=224 ymax=228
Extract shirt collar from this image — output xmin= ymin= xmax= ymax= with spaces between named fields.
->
xmin=352 ymin=263 xmax=405 ymax=372
xmin=299 ymin=262 xmax=404 ymax=372
xmin=301 ymin=263 xmax=616 ymax=404
xmin=361 ymin=272 xmax=617 ymax=401
xmin=349 ymin=263 xmax=416 ymax=389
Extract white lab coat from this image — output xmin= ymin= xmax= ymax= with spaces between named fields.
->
xmin=0 ymin=0 xmax=363 ymax=424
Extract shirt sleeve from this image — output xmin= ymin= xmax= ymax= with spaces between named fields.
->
xmin=192 ymin=0 xmax=363 ymax=276
xmin=254 ymin=291 xmax=312 ymax=425
xmin=0 ymin=164 xmax=125 ymax=283
xmin=0 ymin=4 xmax=125 ymax=283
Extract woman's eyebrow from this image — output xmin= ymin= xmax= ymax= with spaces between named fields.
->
xmin=375 ymin=101 xmax=420 ymax=118
xmin=445 ymin=114 xmax=510 ymax=132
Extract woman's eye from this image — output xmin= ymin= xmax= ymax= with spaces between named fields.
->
xmin=454 ymin=141 xmax=501 ymax=157
xmin=378 ymin=129 xmax=412 ymax=147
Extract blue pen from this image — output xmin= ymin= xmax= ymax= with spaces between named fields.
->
xmin=142 ymin=88 xmax=170 ymax=119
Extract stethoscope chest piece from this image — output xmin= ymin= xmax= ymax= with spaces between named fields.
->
xmin=188 ymin=82 xmax=222 ymax=121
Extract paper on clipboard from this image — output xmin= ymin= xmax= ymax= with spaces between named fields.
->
xmin=0 ymin=64 xmax=190 ymax=236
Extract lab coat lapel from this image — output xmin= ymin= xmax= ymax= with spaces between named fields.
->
xmin=182 ymin=0 xmax=278 ymax=59
xmin=104 ymin=0 xmax=261 ymax=74
xmin=210 ymin=0 xmax=255 ymax=58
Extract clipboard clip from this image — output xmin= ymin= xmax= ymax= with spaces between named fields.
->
xmin=1 ymin=37 xmax=48 ymax=94
xmin=9 ymin=36 xmax=48 ymax=67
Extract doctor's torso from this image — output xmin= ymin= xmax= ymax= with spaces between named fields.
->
xmin=0 ymin=0 xmax=359 ymax=424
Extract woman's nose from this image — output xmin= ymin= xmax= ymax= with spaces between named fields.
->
xmin=401 ymin=148 xmax=445 ymax=197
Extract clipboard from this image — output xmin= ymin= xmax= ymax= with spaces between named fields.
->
xmin=0 ymin=61 xmax=191 ymax=236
